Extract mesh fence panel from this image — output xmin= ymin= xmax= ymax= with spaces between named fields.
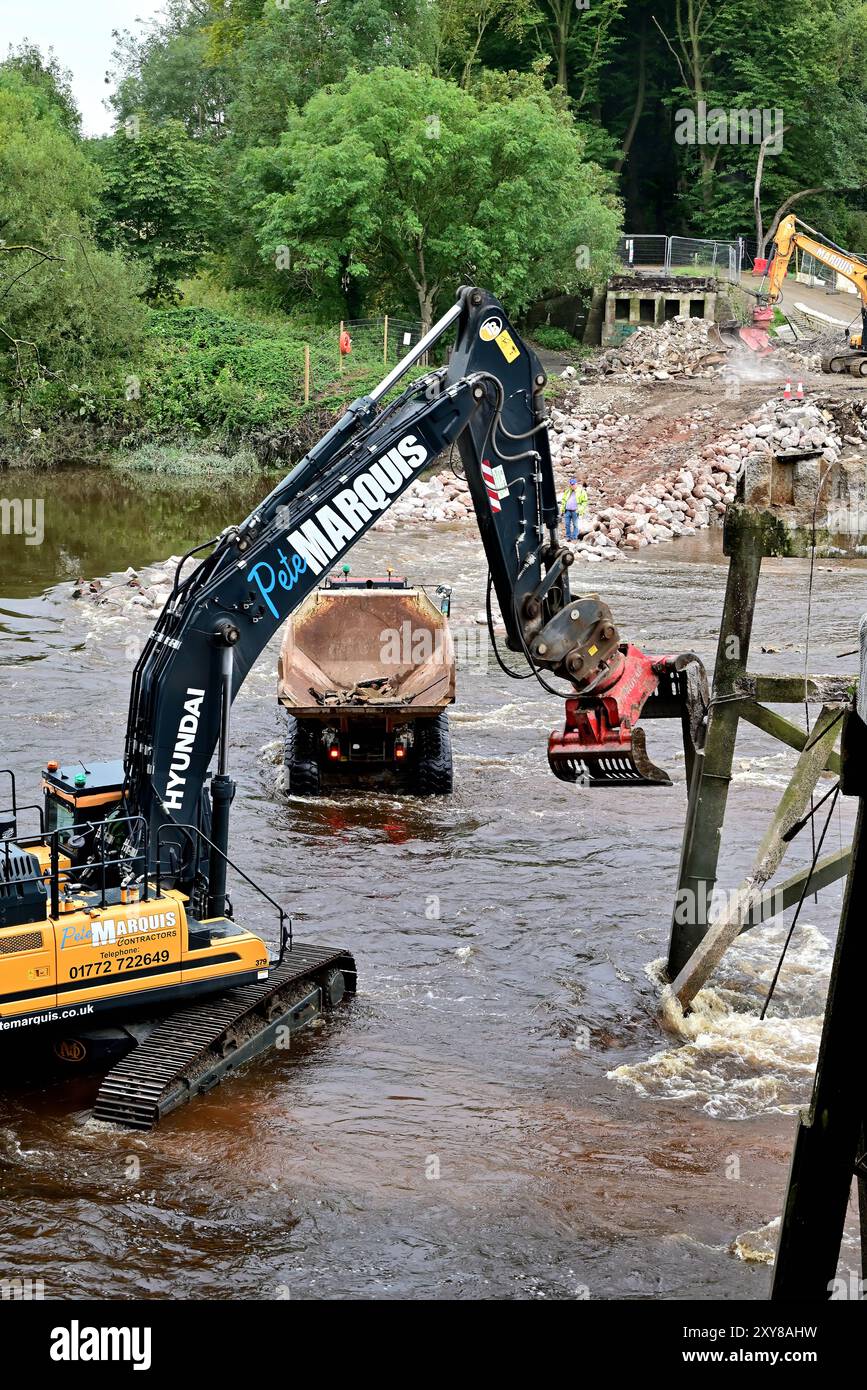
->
xmin=343 ymin=316 xmax=424 ymax=367
xmin=797 ymin=253 xmax=836 ymax=290
xmin=617 ymin=235 xmax=668 ymax=268
xmin=666 ymin=236 xmax=742 ymax=283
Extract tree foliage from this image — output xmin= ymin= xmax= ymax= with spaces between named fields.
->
xmin=5 ymin=0 xmax=866 ymax=373
xmin=95 ymin=118 xmax=218 ymax=302
xmin=0 ymin=66 xmax=145 ymax=427
xmin=238 ymin=66 xmax=619 ymax=329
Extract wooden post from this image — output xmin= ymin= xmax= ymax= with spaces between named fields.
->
xmin=339 ymin=320 xmax=344 ymax=375
xmin=383 ymin=314 xmax=389 ymax=364
xmin=665 ymin=504 xmax=852 ymax=991
xmin=666 ymin=507 xmax=768 ymax=977
xmin=771 ymin=623 xmax=867 ymax=1299
xmin=667 ymin=703 xmax=843 ymax=1012
xmin=304 ymin=344 xmax=310 ymax=404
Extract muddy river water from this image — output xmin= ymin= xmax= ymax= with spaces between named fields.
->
xmin=0 ymin=465 xmax=864 ymax=1300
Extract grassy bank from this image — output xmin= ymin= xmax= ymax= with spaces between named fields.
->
xmin=0 ymin=298 xmax=429 ymax=468
xmin=1 ymin=290 xmax=580 ymax=469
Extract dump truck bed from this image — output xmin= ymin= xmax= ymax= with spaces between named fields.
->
xmin=277 ymin=582 xmax=455 ymax=720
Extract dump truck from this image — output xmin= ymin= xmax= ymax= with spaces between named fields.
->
xmin=277 ymin=573 xmax=456 ymax=795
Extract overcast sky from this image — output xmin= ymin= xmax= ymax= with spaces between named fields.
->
xmin=0 ymin=0 xmax=166 ymax=135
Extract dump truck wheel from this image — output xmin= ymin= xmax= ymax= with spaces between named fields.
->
xmin=284 ymin=718 xmax=321 ymax=797
xmin=414 ymin=712 xmax=453 ymax=795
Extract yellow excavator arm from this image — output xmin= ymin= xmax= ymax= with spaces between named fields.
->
xmin=765 ymin=216 xmax=867 ymax=368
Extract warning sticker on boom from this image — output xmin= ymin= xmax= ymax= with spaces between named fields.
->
xmin=494 ymin=328 xmax=520 ymax=363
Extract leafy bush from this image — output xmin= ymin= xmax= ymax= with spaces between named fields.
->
xmin=530 ymin=326 xmax=579 ymax=352
xmin=5 ymin=295 xmax=431 ymax=462
xmin=0 ymin=73 xmax=146 ymax=440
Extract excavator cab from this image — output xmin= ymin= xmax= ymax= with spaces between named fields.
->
xmin=42 ymin=759 xmax=126 ymax=871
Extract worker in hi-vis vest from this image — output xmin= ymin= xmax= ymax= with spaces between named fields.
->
xmin=560 ymin=478 xmax=588 ymax=542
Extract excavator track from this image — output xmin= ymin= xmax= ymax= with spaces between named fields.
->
xmin=822 ymin=350 xmax=867 ymax=376
xmin=91 ymin=943 xmax=356 ymax=1130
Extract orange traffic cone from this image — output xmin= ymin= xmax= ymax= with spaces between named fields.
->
xmin=796 ymin=381 xmax=804 ymax=399
xmin=783 ymin=380 xmax=792 ymax=400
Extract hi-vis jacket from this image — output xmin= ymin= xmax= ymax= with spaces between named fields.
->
xmin=560 ymin=486 xmax=588 ymax=515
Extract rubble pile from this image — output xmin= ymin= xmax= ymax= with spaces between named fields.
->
xmin=586 ymin=457 xmax=738 ymax=555
xmin=547 ymin=404 xmax=632 ymax=458
xmin=579 ymin=316 xmax=724 ymax=381
xmin=374 ymin=472 xmax=473 ymax=530
xmin=737 ymin=398 xmax=858 ymax=466
xmin=73 ymin=558 xmax=179 ymax=615
xmin=381 ymin=394 xmax=866 ymax=556
xmin=74 ymin=398 xmax=867 ymax=605
xmin=601 ymin=397 xmax=866 ymax=552
xmin=778 ymin=342 xmax=823 ymax=374
xmin=546 ymin=394 xmax=866 ymax=556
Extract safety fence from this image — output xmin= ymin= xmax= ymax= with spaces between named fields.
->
xmin=291 ymin=315 xmax=424 ymax=403
xmin=618 ymin=234 xmax=743 ymax=283
xmin=665 ymin=236 xmax=742 ymax=283
xmin=343 ymin=316 xmax=424 ymax=365
xmin=616 ymin=234 xmax=668 ymax=269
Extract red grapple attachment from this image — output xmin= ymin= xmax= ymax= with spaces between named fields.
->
xmin=547 ymin=646 xmax=709 ymax=787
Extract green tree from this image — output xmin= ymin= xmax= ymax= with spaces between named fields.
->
xmin=241 ymin=65 xmax=620 ymax=330
xmin=96 ymin=117 xmax=218 ymax=301
xmin=0 ymin=42 xmax=81 ymax=133
xmin=652 ymin=0 xmax=867 ymax=235
xmin=534 ymin=0 xmax=624 ymax=104
xmin=434 ymin=0 xmax=535 ymax=86
xmin=0 ymin=68 xmax=144 ymax=427
xmin=109 ymin=0 xmax=230 ymax=138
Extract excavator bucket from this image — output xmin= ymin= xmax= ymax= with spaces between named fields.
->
xmin=716 ymin=307 xmax=775 ymax=357
xmin=547 ymin=647 xmax=708 ymax=788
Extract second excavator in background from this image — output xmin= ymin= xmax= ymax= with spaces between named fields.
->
xmin=763 ymin=215 xmax=867 ymax=376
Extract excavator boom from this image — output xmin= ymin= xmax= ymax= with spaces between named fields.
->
xmin=764 ymin=216 xmax=867 ymax=375
xmin=125 ymin=286 xmax=706 ymax=909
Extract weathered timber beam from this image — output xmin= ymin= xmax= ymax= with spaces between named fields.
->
xmin=666 ymin=704 xmax=844 ymax=1012
xmin=737 ymin=674 xmax=855 ymax=705
xmin=738 ymin=845 xmax=851 ymax=930
xmin=738 ymin=701 xmax=842 ymax=774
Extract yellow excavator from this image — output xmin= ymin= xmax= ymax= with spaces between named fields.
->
xmin=0 ymin=286 xmax=708 ymax=1128
xmin=763 ymin=215 xmax=867 ymax=376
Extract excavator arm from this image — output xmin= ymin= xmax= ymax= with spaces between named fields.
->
xmin=124 ymin=287 xmax=707 ymax=909
xmin=765 ymin=216 xmax=867 ymax=370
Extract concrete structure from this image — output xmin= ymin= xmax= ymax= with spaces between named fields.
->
xmin=602 ymin=273 xmax=717 ymax=348
xmin=742 ymin=448 xmax=867 ymax=554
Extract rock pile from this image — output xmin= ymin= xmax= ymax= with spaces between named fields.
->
xmin=608 ymin=458 xmax=737 ymax=551
xmin=374 ymin=472 xmax=473 ymax=530
xmin=547 ymin=403 xmax=632 ymax=458
xmin=73 ymin=558 xmax=180 ymax=615
xmin=737 ymin=398 xmax=853 ymax=466
xmin=589 ymin=397 xmax=865 ymax=552
xmin=579 ymin=316 xmax=725 ymax=380
xmin=380 ymin=395 xmax=860 ymax=554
